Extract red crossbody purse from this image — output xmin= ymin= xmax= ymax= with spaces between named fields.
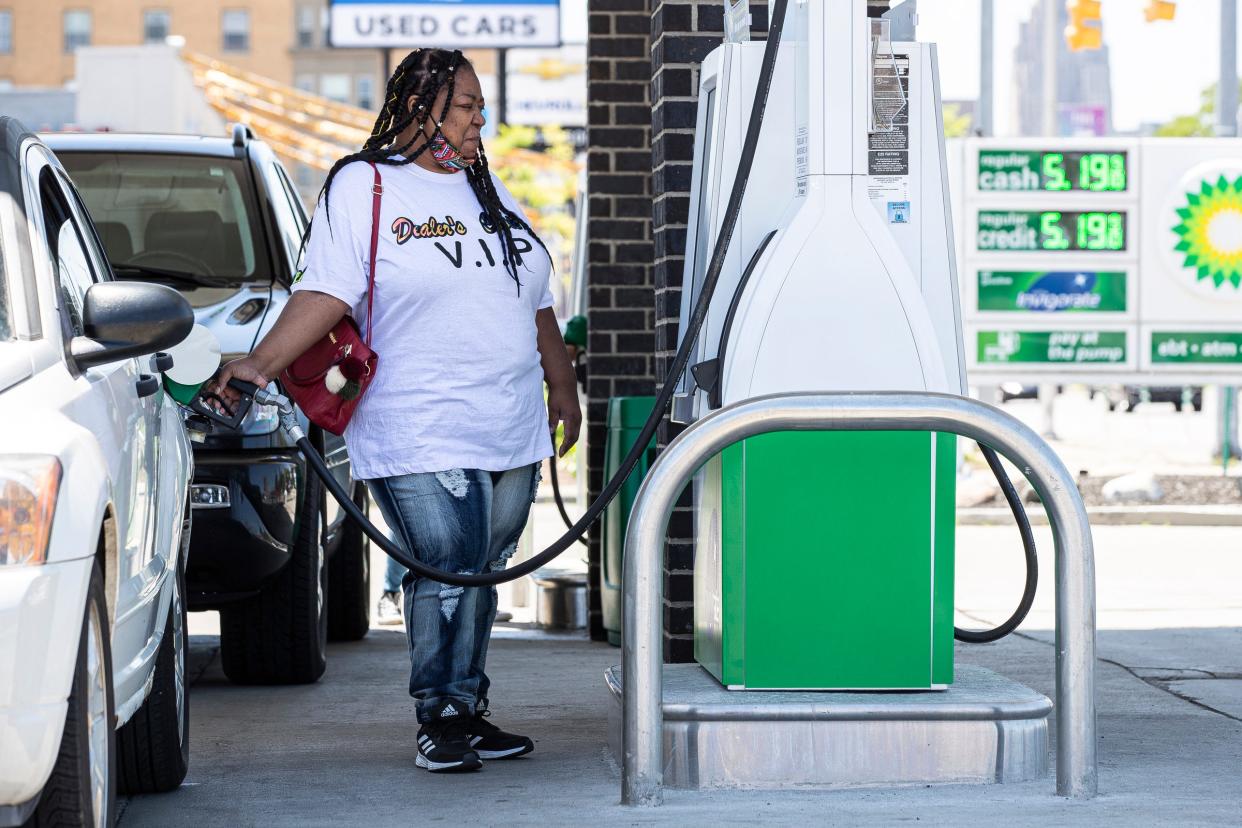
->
xmin=279 ymin=163 xmax=383 ymax=436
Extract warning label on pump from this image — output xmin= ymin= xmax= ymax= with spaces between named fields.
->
xmin=795 ymin=125 xmax=809 ymax=197
xmin=869 ymin=55 xmax=909 ymax=177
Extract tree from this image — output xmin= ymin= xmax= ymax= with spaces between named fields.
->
xmin=942 ymin=103 xmax=973 ymax=138
xmin=487 ymin=124 xmax=581 ymax=286
xmin=1154 ymin=81 xmax=1242 ymax=137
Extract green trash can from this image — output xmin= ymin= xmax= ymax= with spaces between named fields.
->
xmin=600 ymin=395 xmax=658 ymax=646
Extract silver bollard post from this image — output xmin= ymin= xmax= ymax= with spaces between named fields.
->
xmin=620 ymin=392 xmax=1097 ymax=805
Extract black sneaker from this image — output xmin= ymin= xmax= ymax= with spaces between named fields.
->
xmin=469 ymin=709 xmax=534 ymax=760
xmin=416 ymin=701 xmax=482 ymax=773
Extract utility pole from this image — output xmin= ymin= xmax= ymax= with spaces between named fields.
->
xmin=979 ymin=0 xmax=994 ymax=136
xmin=1219 ymin=0 xmax=1240 ymax=464
xmin=1219 ymin=0 xmax=1238 ymax=138
xmin=497 ymin=48 xmax=509 ymax=126
xmin=1038 ymin=0 xmax=1059 ymax=437
xmin=1040 ymin=0 xmax=1058 ymax=137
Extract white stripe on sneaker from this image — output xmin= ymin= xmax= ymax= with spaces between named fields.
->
xmin=475 ymin=745 xmax=530 ymax=759
xmin=416 ymin=753 xmax=471 ymax=771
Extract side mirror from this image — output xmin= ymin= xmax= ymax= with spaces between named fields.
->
xmin=70 ymin=282 xmax=194 ymax=371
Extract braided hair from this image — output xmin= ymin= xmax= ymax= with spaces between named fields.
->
xmin=310 ymin=48 xmax=549 ymax=294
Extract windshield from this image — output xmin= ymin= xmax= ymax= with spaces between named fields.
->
xmin=57 ymin=152 xmax=271 ymax=284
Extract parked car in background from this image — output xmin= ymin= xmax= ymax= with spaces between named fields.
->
xmin=1093 ymin=385 xmax=1204 ymax=413
xmin=0 ymin=117 xmax=195 ymax=827
xmin=47 ymin=127 xmax=371 ymax=686
xmin=999 ymin=382 xmax=1038 ymax=403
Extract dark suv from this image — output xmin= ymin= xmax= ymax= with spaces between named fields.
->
xmin=47 ymin=126 xmax=370 ymax=685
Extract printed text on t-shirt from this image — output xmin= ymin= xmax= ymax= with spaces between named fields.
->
xmin=391 ymin=215 xmax=469 ymax=243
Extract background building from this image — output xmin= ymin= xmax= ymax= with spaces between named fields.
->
xmin=1013 ymin=0 xmax=1114 ymax=136
xmin=0 ymin=0 xmax=297 ymax=88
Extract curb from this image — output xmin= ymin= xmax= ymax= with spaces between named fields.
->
xmin=958 ymin=505 xmax=1242 ymax=526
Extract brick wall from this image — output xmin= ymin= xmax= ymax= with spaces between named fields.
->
xmin=649 ymin=0 xmax=767 ymax=662
xmin=585 ymin=0 xmax=656 ymax=641
xmin=585 ymin=0 xmax=773 ymax=656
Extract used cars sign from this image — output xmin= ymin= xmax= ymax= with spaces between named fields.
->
xmin=329 ymin=0 xmax=560 ymax=48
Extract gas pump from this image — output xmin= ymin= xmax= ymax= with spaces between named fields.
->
xmin=673 ymin=0 xmax=1029 ymax=690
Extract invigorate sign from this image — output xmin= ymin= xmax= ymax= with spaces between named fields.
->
xmin=329 ymin=0 xmax=560 ymax=48
xmin=976 ymin=270 xmax=1127 ymax=313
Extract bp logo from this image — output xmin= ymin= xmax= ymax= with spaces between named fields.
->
xmin=1171 ymin=174 xmax=1242 ymax=290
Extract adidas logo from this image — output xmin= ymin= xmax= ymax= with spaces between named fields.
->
xmin=440 ymin=704 xmax=459 ymax=718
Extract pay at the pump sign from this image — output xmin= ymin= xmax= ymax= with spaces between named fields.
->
xmin=978 ymin=330 xmax=1126 ymax=365
xmin=329 ymin=0 xmax=560 ymax=48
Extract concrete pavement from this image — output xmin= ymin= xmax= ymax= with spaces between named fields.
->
xmin=119 ymin=523 xmax=1242 ymax=825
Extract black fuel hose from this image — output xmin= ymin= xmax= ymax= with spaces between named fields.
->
xmin=548 ymin=457 xmax=588 ymax=546
xmin=242 ymin=0 xmax=1037 ymax=641
xmin=955 ymin=444 xmax=1039 ymax=642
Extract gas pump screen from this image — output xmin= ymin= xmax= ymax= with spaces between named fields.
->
xmin=977 ymin=210 xmax=1127 ymax=252
xmin=977 ymin=150 xmax=1128 ymax=192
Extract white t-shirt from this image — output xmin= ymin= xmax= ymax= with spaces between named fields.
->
xmin=291 ymin=159 xmax=554 ymax=479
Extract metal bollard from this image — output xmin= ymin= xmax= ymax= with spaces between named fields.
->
xmin=621 ymin=391 xmax=1097 ymax=805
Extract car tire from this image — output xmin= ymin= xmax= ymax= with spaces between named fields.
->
xmin=117 ymin=508 xmax=190 ymax=795
xmin=220 ymin=472 xmax=327 ymax=685
xmin=327 ymin=485 xmax=371 ymax=642
xmin=28 ymin=562 xmax=116 ymax=828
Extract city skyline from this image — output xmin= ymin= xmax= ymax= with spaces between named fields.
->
xmin=922 ymin=0 xmax=1240 ymax=135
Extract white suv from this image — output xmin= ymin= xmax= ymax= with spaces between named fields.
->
xmin=0 ymin=118 xmax=195 ymax=826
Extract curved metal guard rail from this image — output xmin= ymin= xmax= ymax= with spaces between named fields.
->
xmin=622 ymin=391 xmax=1097 ymax=805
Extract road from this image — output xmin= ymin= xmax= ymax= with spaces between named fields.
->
xmin=996 ymin=387 xmax=1238 ymax=477
xmin=117 ymin=522 xmax=1242 ymax=825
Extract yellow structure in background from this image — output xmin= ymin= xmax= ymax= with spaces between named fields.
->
xmin=1065 ymin=0 xmax=1103 ymax=52
xmin=184 ymin=49 xmax=370 ymax=172
xmin=182 ymin=49 xmax=579 ymax=271
xmin=1144 ymin=1 xmax=1176 ymax=23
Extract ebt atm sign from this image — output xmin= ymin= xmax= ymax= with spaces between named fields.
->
xmin=330 ymin=0 xmax=560 ymax=48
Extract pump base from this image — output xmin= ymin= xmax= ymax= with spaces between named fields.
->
xmin=605 ymin=664 xmax=1050 ymax=790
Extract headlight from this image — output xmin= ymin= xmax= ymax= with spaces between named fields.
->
xmin=0 ymin=456 xmax=61 ymax=566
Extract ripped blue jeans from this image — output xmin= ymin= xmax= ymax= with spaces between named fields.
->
xmin=367 ymin=464 xmax=540 ymax=724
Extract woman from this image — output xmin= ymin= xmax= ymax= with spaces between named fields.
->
xmin=214 ymin=48 xmax=581 ymax=773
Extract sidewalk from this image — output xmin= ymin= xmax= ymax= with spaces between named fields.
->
xmin=145 ymin=523 xmax=1241 ymax=825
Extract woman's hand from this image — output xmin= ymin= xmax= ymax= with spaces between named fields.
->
xmin=207 ymin=290 xmax=351 ymax=410
xmin=547 ymin=380 xmax=582 ymax=458
xmin=535 ymin=308 xmax=582 ymax=458
xmin=211 ymin=357 xmax=271 ymax=411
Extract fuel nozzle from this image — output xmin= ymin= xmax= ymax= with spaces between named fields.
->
xmin=225 ymin=379 xmax=304 ymax=441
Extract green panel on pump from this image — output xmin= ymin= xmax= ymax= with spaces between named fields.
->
xmin=694 ymin=432 xmax=956 ymax=690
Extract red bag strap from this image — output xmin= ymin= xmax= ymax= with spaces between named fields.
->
xmin=365 ymin=162 xmax=383 ymax=345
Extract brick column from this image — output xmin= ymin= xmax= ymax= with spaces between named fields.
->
xmin=585 ymin=0 xmax=655 ymax=641
xmin=649 ymin=1 xmax=767 ymax=661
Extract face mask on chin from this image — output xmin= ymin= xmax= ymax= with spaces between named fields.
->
xmin=428 ymin=131 xmax=472 ymax=172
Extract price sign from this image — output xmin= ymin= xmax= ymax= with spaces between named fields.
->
xmin=976 ymin=210 xmax=1127 ymax=252
xmin=977 ymin=149 xmax=1128 ymax=192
